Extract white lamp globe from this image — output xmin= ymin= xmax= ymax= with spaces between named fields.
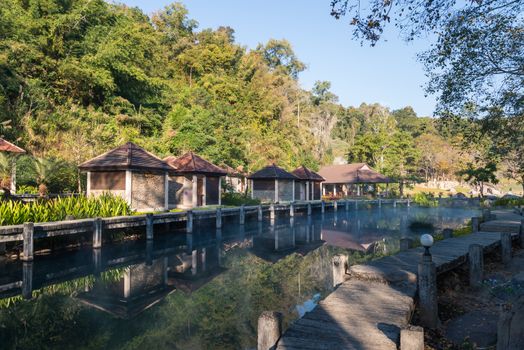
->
xmin=420 ymin=234 xmax=434 ymax=248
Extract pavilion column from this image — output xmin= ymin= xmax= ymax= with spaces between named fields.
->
xmin=218 ymin=176 xmax=222 ymax=206
xmin=274 ymin=179 xmax=279 ymax=203
xmin=10 ymin=157 xmax=16 ymax=193
xmin=251 ymin=179 xmax=254 ymax=199
xmin=333 ymin=185 xmax=337 ymax=197
xmin=192 ymin=174 xmax=198 ymax=208
xmin=202 ymin=176 xmax=207 ymax=207
xmin=125 ymin=170 xmax=132 ymax=205
xmin=292 ymin=180 xmax=295 ymax=202
xmin=86 ymin=171 xmax=91 ymax=196
xmin=322 ymin=183 xmax=325 ymax=196
xmin=164 ymin=172 xmax=169 ymax=210
xmin=306 ymin=181 xmax=310 ymax=201
xmin=357 ymin=184 xmax=361 ymax=196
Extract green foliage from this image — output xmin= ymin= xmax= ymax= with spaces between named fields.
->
xmin=493 ymin=197 xmax=524 ymax=207
xmin=412 ymin=192 xmax=438 ymax=207
xmin=221 ymin=192 xmax=260 ymax=206
xmin=16 ymin=185 xmax=38 ymax=194
xmin=0 ymin=194 xmax=132 ymax=225
xmin=459 ymin=161 xmax=499 ymax=198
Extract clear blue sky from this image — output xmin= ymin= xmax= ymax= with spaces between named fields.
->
xmin=118 ymin=0 xmax=436 ymax=116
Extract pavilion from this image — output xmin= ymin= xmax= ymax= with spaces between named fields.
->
xmin=0 ymin=138 xmax=26 ymax=193
xmin=79 ymin=142 xmax=173 ymax=211
xmin=248 ymin=164 xmax=298 ymax=203
xmin=318 ymin=163 xmax=391 ymax=197
xmin=164 ymin=152 xmax=227 ymax=208
xmin=292 ymin=166 xmax=324 ymax=201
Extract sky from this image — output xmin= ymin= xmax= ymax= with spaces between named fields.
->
xmin=118 ymin=0 xmax=437 ymax=116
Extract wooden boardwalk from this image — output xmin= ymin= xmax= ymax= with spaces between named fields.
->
xmin=276 ymin=210 xmax=523 ymax=350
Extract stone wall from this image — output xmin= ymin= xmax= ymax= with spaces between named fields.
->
xmin=253 ymin=179 xmax=275 ymax=203
xmin=278 ymin=180 xmax=294 ymax=202
xmin=131 ymin=172 xmax=166 ymax=211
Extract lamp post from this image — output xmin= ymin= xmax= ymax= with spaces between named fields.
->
xmin=418 ymin=234 xmax=439 ymax=328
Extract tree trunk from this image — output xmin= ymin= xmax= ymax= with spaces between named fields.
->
xmin=399 ymin=181 xmax=404 ymax=197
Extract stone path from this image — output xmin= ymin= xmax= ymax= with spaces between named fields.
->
xmin=276 ymin=210 xmax=523 ymax=350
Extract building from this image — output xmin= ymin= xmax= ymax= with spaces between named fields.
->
xmin=222 ymin=164 xmax=247 ymax=193
xmin=0 ymin=138 xmax=26 ymax=193
xmin=318 ymin=163 xmax=391 ymax=197
xmin=248 ymin=164 xmax=297 ymax=203
xmin=164 ymin=152 xmax=227 ymax=209
xmin=79 ymin=142 xmax=173 ymax=211
xmin=292 ymin=166 xmax=324 ymax=201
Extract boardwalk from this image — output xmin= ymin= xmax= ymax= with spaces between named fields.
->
xmin=276 ymin=210 xmax=523 ymax=350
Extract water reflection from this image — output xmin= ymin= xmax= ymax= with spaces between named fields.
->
xmin=0 ymin=205 xmax=480 ymax=349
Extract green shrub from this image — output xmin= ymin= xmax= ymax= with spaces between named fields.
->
xmin=16 ymin=185 xmax=38 ymax=194
xmin=412 ymin=192 xmax=438 ymax=207
xmin=0 ymin=193 xmax=133 ymax=226
xmin=221 ymin=192 xmax=260 ymax=206
xmin=493 ymin=197 xmax=524 ymax=207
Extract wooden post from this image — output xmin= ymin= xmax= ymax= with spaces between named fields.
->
xmin=332 ymin=254 xmax=348 ymax=288
xmin=482 ymin=208 xmax=491 ymax=222
xmin=270 ymin=204 xmax=275 ymax=221
xmin=468 ymin=244 xmax=483 ymax=288
xmin=333 ymin=200 xmax=338 ymax=212
xmin=400 ymin=238 xmax=413 ymax=252
xmin=443 ymin=228 xmax=453 ymax=239
xmin=93 ymin=248 xmax=102 ymax=275
xmin=146 ymin=240 xmax=153 ymax=266
xmin=187 ymin=210 xmax=193 ymax=233
xmin=258 ymin=205 xmax=263 ymax=222
xmin=400 ymin=326 xmax=424 ymax=350
xmin=407 ymin=199 xmax=411 ymax=207
xmin=394 ymin=200 xmax=397 ymax=208
xmin=345 ymin=199 xmax=349 ymax=211
xmin=146 ymin=213 xmax=154 ymax=240
xmin=22 ymin=222 xmax=34 ymax=261
xmin=240 ymin=205 xmax=245 ymax=225
xmin=501 ymin=232 xmax=512 ymax=265
xmin=418 ymin=256 xmax=438 ymax=328
xmin=22 ymin=261 xmax=33 ymax=300
xmin=216 ymin=207 xmax=222 ymax=229
xmin=257 ymin=311 xmax=283 ymax=350
xmin=471 ymin=217 xmax=480 ymax=233
xmin=289 ymin=202 xmax=294 ymax=217
xmin=321 ymin=200 xmax=325 ymax=214
xmin=93 ymin=217 xmax=102 ymax=249
xmin=378 ymin=198 xmax=382 ymax=208
xmin=307 ymin=203 xmax=312 ymax=216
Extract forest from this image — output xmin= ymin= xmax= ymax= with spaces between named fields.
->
xmin=0 ymin=0 xmax=522 ymax=196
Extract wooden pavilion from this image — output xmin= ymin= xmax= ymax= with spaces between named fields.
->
xmin=0 ymin=138 xmax=26 ymax=193
xmin=292 ymin=165 xmax=324 ymax=201
xmin=248 ymin=164 xmax=298 ymax=203
xmin=164 ymin=152 xmax=227 ymax=209
xmin=79 ymin=142 xmax=173 ymax=211
xmin=318 ymin=163 xmax=391 ymax=197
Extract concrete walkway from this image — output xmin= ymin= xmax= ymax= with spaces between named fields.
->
xmin=277 ymin=210 xmax=523 ymax=350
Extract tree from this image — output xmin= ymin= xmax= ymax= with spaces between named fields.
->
xmin=256 ymin=39 xmax=306 ymax=79
xmin=459 ymin=161 xmax=499 ymax=198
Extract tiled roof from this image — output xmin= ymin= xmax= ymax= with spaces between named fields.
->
xmin=79 ymin=142 xmax=172 ymax=172
xmin=165 ymin=152 xmax=227 ymax=176
xmin=248 ymin=164 xmax=298 ymax=180
xmin=292 ymin=166 xmax=324 ymax=181
xmin=0 ymin=138 xmax=25 ymax=153
xmin=318 ymin=163 xmax=391 ymax=184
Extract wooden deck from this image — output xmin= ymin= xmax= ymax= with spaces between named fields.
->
xmin=276 ymin=210 xmax=523 ymax=350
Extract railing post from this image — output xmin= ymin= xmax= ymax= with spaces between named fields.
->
xmin=400 ymin=238 xmax=413 ymax=252
xmin=345 ymin=199 xmax=349 ymax=211
xmin=333 ymin=200 xmax=338 ymax=212
xmin=468 ymin=244 xmax=483 ymax=288
xmin=418 ymin=255 xmax=438 ymax=328
xmin=258 ymin=205 xmax=263 ymax=222
xmin=270 ymin=204 xmax=275 ymax=220
xmin=146 ymin=213 xmax=154 ymax=240
xmin=93 ymin=218 xmax=102 ymax=248
xmin=22 ymin=222 xmax=34 ymax=261
xmin=471 ymin=217 xmax=480 ymax=233
xmin=501 ymin=232 xmax=512 ymax=265
xmin=321 ymin=200 xmax=325 ymax=214
xmin=186 ymin=210 xmax=193 ymax=233
xmin=482 ymin=208 xmax=491 ymax=222
xmin=257 ymin=311 xmax=283 ymax=350
xmin=216 ymin=208 xmax=222 ymax=229
xmin=240 ymin=205 xmax=245 ymax=225
xmin=307 ymin=203 xmax=312 ymax=216
xmin=443 ymin=228 xmax=453 ymax=239
xmin=394 ymin=200 xmax=397 ymax=208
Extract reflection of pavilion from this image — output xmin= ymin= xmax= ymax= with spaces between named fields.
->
xmin=77 ymin=257 xmax=175 ymax=319
xmin=167 ymin=236 xmax=226 ymax=293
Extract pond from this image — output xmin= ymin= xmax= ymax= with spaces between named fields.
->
xmin=0 ymin=204 xmax=480 ymax=350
